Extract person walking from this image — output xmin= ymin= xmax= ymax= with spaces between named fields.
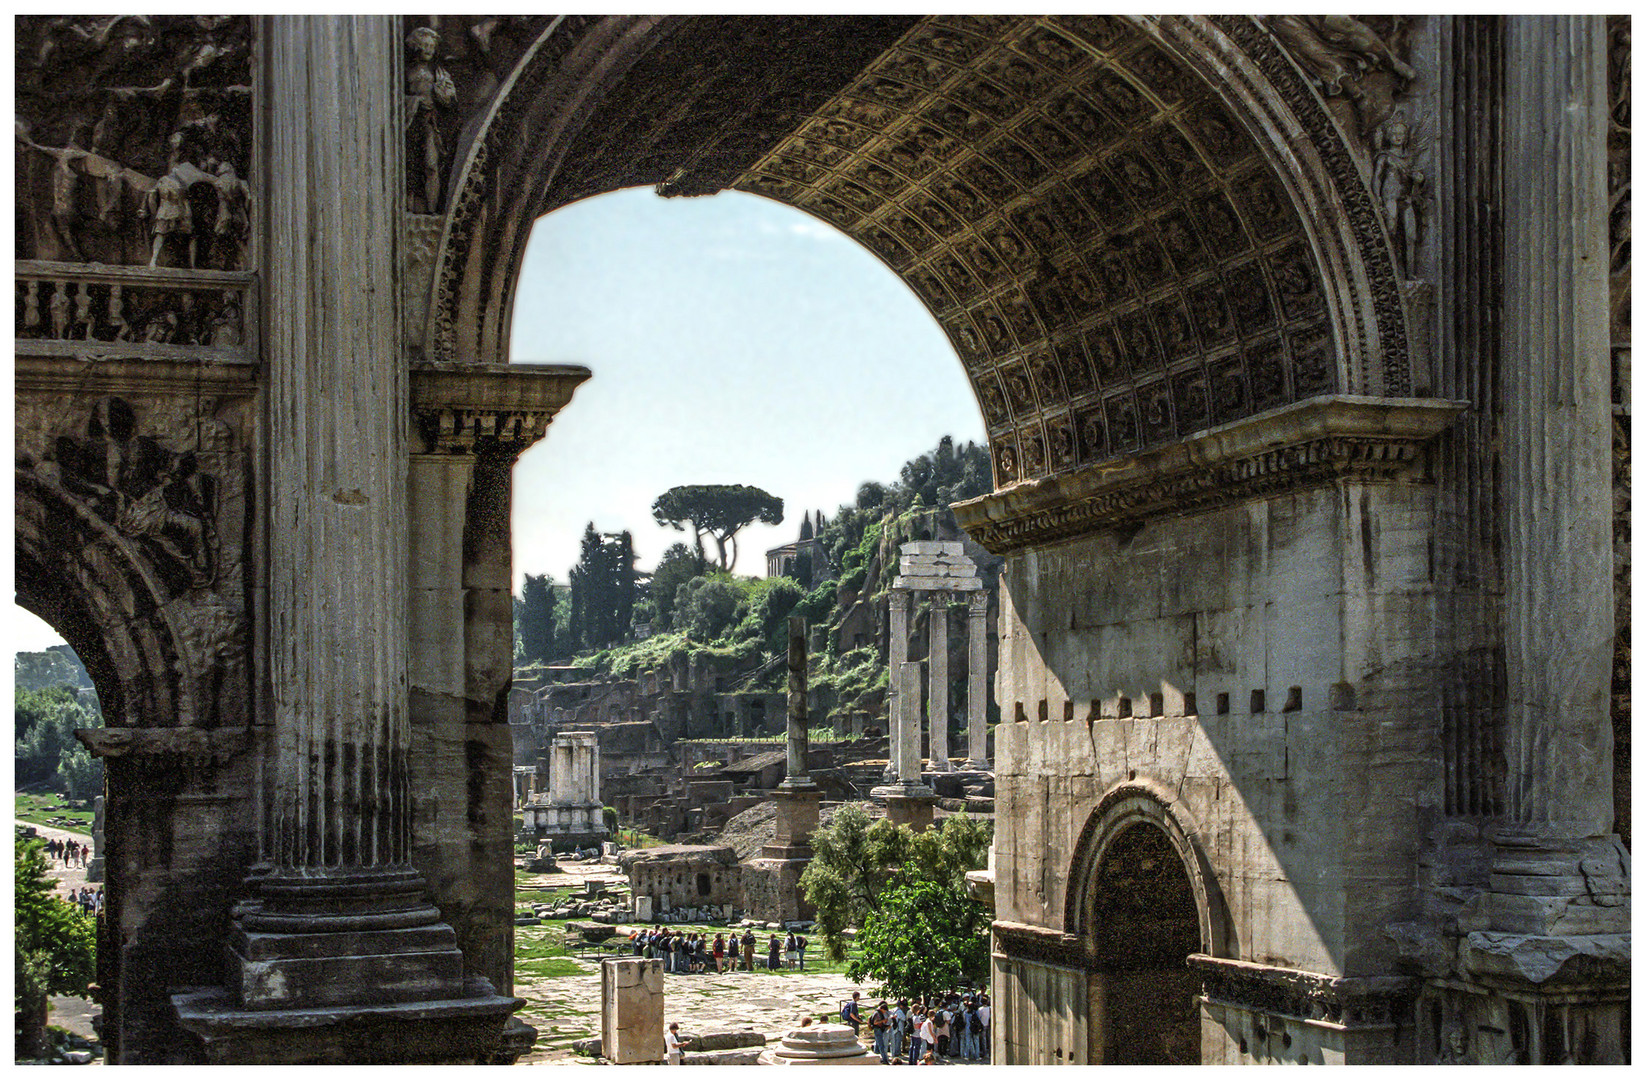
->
xmin=742 ymin=928 xmax=756 ymax=972
xmin=795 ymin=932 xmax=808 ymax=971
xmin=665 ymin=1021 xmax=683 ymax=1065
xmin=841 ymin=991 xmax=862 ymax=1036
xmin=870 ymin=1001 xmax=891 ymax=1063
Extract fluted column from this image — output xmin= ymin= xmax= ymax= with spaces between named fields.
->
xmin=966 ymin=592 xmax=990 ymax=768
xmin=927 ymin=598 xmax=952 ymax=771
xmin=1491 ymin=13 xmax=1626 ymax=932
xmin=264 ymin=14 xmax=410 ymax=876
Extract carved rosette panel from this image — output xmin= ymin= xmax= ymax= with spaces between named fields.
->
xmin=15 ymin=390 xmax=251 ymax=729
xmin=733 ymin=15 xmax=1336 ymax=487
xmin=15 ymin=15 xmax=254 ymax=270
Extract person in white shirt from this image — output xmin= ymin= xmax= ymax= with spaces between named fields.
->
xmin=665 ymin=1021 xmax=683 ymax=1064
xmin=977 ymin=998 xmax=992 ymax=1060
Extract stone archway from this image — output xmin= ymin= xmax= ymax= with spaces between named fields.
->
xmin=422 ymin=14 xmax=1407 ymax=484
xmin=1064 ymin=782 xmax=1226 ymax=1065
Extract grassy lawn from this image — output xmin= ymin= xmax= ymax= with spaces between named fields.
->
xmin=15 ymin=792 xmax=93 ymax=832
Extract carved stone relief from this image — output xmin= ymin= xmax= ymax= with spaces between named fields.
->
xmin=15 ymin=269 xmax=246 ymax=350
xmin=15 ymin=15 xmax=253 ymax=268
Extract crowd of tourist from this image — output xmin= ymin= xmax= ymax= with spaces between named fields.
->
xmin=66 ymin=886 xmax=104 ymax=917
xmin=44 ymin=836 xmax=90 ymax=868
xmin=842 ymin=989 xmax=992 ymax=1064
xmin=628 ymin=927 xmax=811 ymax=974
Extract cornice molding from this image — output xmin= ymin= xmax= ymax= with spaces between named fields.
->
xmin=953 ymin=394 xmax=1466 ymax=556
xmin=1189 ymin=953 xmax=1418 ymax=1028
xmin=409 ymin=361 xmax=591 ymax=457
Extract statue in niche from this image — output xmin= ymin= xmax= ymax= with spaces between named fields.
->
xmin=50 ymin=284 xmax=72 ymax=340
xmin=1371 ymin=109 xmax=1426 ymax=278
xmin=74 ymin=283 xmax=94 ymax=340
xmin=107 ymin=285 xmax=131 ymax=342
xmin=1265 ymin=15 xmax=1416 ymax=140
xmin=24 ymin=282 xmax=42 ymax=332
xmin=406 ymin=25 xmax=458 ymax=215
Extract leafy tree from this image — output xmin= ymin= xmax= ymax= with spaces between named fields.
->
xmin=650 ymin=542 xmax=706 ymax=631
xmin=675 ymin=575 xmax=743 ymax=642
xmin=847 ymin=879 xmax=990 ymax=1001
xmin=14 ymin=834 xmax=96 ymax=1059
xmin=567 ymin=525 xmax=638 ymax=651
xmin=651 ymin=484 xmax=784 ymax=572
xmin=58 ymin=743 xmax=102 ymax=803
xmin=518 ymin=573 xmax=557 ymax=663
xmin=801 ymin=808 xmax=992 ymax=964
xmin=15 ymin=686 xmax=99 ymax=789
xmin=14 ymin=645 xmax=92 ymax=693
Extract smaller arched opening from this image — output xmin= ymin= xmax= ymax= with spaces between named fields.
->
xmin=1066 ymin=783 xmax=1228 ymax=1065
xmin=1090 ymin=822 xmax=1203 ymax=1064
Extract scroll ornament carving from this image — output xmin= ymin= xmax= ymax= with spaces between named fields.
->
xmin=15 ymin=15 xmax=253 ymax=269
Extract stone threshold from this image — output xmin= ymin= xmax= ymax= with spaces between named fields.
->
xmin=953 ymin=394 xmax=1467 ymax=556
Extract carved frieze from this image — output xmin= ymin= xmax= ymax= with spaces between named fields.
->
xmin=15 ymin=15 xmax=253 ymax=269
xmin=15 ymin=262 xmax=250 ymax=353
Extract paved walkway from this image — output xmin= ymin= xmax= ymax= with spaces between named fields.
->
xmin=16 ymin=818 xmax=103 ymax=1050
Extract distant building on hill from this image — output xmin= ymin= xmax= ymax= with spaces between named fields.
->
xmin=765 ymin=509 xmax=830 ymax=587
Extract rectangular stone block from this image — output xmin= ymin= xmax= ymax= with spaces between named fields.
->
xmin=601 ymin=958 xmax=665 ymax=1064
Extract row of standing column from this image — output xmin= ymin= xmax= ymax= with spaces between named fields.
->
xmin=885 ymin=589 xmax=990 ymax=781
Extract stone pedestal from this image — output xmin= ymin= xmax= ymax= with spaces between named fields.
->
xmin=600 ymin=958 xmax=665 ymax=1064
xmin=524 ymin=730 xmax=608 ymax=848
xmin=758 ymin=1023 xmax=879 ymax=1065
xmin=880 ymin=792 xmax=937 ymax=832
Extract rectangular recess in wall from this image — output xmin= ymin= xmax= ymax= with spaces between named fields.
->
xmin=1250 ymin=689 xmax=1265 ymax=714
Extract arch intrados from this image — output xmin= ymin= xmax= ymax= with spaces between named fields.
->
xmin=1066 ymin=780 xmax=1227 ymax=960
xmin=429 ymin=14 xmax=1406 ymax=487
xmin=14 ymin=469 xmax=190 ymax=730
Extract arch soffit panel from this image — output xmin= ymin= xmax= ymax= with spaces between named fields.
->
xmin=427 ymin=15 xmax=1405 ymax=490
xmin=1064 ymin=779 xmax=1229 ymax=960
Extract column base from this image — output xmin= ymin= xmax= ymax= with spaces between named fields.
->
xmin=1478 ymin=831 xmax=1629 ymax=936
xmin=172 ymin=977 xmax=526 ymax=1064
xmin=962 ymin=758 xmax=993 ymax=772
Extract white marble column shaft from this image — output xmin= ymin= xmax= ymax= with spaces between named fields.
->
xmin=927 ymin=598 xmax=951 ymax=771
xmin=967 ymin=592 xmax=990 ymax=766
xmin=884 ymin=590 xmax=910 ymax=782
xmin=1500 ymin=14 xmax=1614 ymax=837
xmin=265 ymin=15 xmax=408 ymax=871
xmin=897 ymin=661 xmax=923 ymax=782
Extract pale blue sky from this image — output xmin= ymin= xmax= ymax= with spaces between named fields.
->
xmin=10 ymin=186 xmax=982 ymax=654
xmin=508 ymin=186 xmax=983 ymax=587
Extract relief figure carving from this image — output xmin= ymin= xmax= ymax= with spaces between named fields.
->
xmin=1265 ymin=15 xmax=1415 ymax=141
xmin=406 ymin=26 xmax=459 ymax=214
xmin=1371 ymin=109 xmax=1426 ymax=278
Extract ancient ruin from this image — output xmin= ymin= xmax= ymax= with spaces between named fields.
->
xmin=519 ymin=730 xmax=608 ymax=850
xmin=13 ymin=14 xmax=1627 ymax=1065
